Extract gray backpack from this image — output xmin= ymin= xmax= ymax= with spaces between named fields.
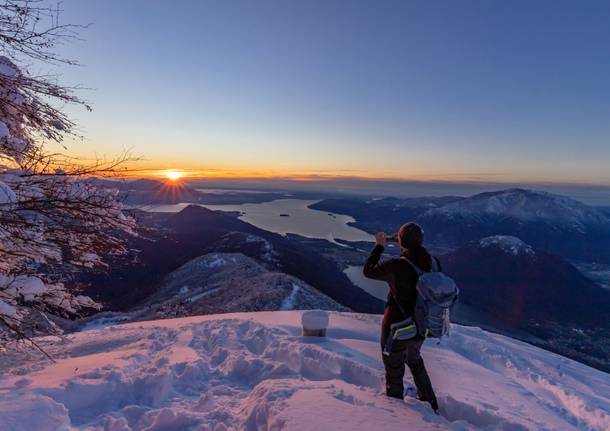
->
xmin=402 ymin=257 xmax=459 ymax=338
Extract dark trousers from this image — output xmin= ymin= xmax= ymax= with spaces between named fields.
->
xmin=382 ymin=336 xmax=438 ymax=411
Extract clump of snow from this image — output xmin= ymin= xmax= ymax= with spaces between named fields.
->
xmin=0 ymin=121 xmax=9 ymax=139
xmin=0 ymin=181 xmax=16 ymax=204
xmin=479 ymin=235 xmax=536 ymax=256
xmin=74 ymin=252 xmax=102 ymax=268
xmin=0 ymin=394 xmax=70 ymax=431
xmin=0 ymin=56 xmax=20 ymax=78
xmin=11 ymin=276 xmax=46 ymax=301
xmin=0 ymin=275 xmax=101 ymax=322
xmin=49 ymin=119 xmax=65 ymax=131
xmin=199 ymin=253 xmax=238 ymax=269
xmin=80 ymin=315 xmax=131 ymax=332
xmin=5 ymin=136 xmax=29 ymax=154
xmin=2 ymin=276 xmax=48 ymax=302
xmin=301 ymin=309 xmax=329 ymax=331
xmin=187 ymin=287 xmax=221 ymax=303
xmin=1 ymin=312 xmax=609 ymax=431
xmin=0 ymin=299 xmax=17 ymax=317
xmin=72 ymin=295 xmax=102 ymax=310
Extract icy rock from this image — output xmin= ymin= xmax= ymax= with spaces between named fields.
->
xmin=301 ymin=310 xmax=329 ymax=337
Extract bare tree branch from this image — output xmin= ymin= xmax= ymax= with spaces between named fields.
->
xmin=0 ymin=1 xmax=137 ymax=348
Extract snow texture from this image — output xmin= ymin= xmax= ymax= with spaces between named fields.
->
xmin=147 ymin=253 xmax=345 ymax=318
xmin=2 ymin=311 xmax=608 ymax=430
xmin=280 ymin=283 xmax=301 ymax=310
xmin=5 ymin=136 xmax=28 ymax=153
xmin=424 ymin=188 xmax=609 ymax=232
xmin=479 ymin=235 xmax=536 ymax=256
xmin=301 ymin=309 xmax=329 ymax=331
xmin=0 ymin=299 xmax=17 ymax=317
xmin=0 ymin=52 xmax=132 ymax=333
xmin=11 ymin=276 xmax=47 ymax=301
xmin=0 ymin=121 xmax=8 ymax=139
xmin=0 ymin=180 xmax=16 ymax=204
xmin=0 ymin=57 xmax=19 ymax=78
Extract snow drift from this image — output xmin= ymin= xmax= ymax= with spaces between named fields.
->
xmin=1 ymin=312 xmax=609 ymax=431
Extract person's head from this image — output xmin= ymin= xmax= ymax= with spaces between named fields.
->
xmin=398 ymin=222 xmax=424 ymax=251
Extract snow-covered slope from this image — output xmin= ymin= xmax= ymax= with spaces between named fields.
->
xmin=422 ymin=189 xmax=609 ymax=230
xmin=478 ymin=235 xmax=535 ymax=256
xmin=1 ymin=312 xmax=609 ymax=431
xmin=418 ymin=189 xmax=610 ymax=262
xmin=135 ymin=253 xmax=346 ymax=320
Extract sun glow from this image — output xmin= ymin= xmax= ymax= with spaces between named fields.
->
xmin=165 ymin=170 xmax=183 ymax=181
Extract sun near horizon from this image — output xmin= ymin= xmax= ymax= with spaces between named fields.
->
xmin=164 ymin=170 xmax=184 ymax=181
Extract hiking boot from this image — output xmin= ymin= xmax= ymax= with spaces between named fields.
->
xmin=404 ymin=386 xmax=417 ymax=398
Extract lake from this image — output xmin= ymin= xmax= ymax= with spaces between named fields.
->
xmin=139 ymin=199 xmax=373 ymax=244
xmin=343 ymin=265 xmax=388 ymax=301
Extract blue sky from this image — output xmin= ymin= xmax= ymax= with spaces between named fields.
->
xmin=53 ymin=0 xmax=610 ymax=185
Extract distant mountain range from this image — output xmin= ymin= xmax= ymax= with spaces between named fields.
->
xmin=93 ymin=178 xmax=290 ymax=205
xmin=421 ymin=189 xmax=610 ymax=262
xmin=313 ymin=188 xmax=610 ymax=263
xmin=310 ymin=196 xmax=464 ymax=236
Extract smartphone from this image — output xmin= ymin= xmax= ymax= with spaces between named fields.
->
xmin=386 ymin=233 xmax=398 ymax=243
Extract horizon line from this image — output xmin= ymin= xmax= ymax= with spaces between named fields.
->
xmin=113 ymin=169 xmax=610 ymax=190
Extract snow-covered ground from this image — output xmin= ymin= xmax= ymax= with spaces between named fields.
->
xmin=1 ymin=312 xmax=609 ymax=431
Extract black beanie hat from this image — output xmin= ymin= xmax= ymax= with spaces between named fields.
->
xmin=398 ymin=222 xmax=424 ymax=248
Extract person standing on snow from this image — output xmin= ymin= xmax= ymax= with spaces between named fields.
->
xmin=363 ymin=222 xmax=439 ymax=412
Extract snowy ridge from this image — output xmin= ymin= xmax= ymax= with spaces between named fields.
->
xmin=213 ymin=232 xmax=280 ymax=265
xmin=479 ymin=235 xmax=535 ymax=256
xmin=423 ymin=189 xmax=609 ymax=231
xmin=1 ymin=312 xmax=609 ymax=431
xmin=138 ymin=253 xmax=346 ymax=320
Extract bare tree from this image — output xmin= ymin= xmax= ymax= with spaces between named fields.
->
xmin=0 ymin=1 xmax=136 ymax=345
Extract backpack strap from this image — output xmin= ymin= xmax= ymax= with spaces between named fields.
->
xmin=392 ymin=256 xmax=438 ymax=318
xmin=393 ymin=299 xmax=409 ymax=319
xmin=400 ymin=256 xmax=438 ymax=275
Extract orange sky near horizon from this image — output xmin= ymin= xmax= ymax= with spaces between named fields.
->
xmin=120 ymin=164 xmax=610 ymax=188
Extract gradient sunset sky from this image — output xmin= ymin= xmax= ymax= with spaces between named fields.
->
xmin=54 ymin=0 xmax=610 ymax=185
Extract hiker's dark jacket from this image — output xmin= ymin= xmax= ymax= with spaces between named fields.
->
xmin=363 ymin=244 xmax=441 ymax=347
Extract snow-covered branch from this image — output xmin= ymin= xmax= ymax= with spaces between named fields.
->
xmin=0 ymin=1 xmax=135 ymax=341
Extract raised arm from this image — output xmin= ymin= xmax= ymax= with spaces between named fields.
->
xmin=363 ymin=233 xmax=394 ymax=281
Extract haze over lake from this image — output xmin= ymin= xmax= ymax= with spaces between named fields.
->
xmin=140 ymin=199 xmax=373 ymax=243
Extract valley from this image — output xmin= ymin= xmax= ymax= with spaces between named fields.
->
xmin=70 ymin=185 xmax=610 ymax=373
